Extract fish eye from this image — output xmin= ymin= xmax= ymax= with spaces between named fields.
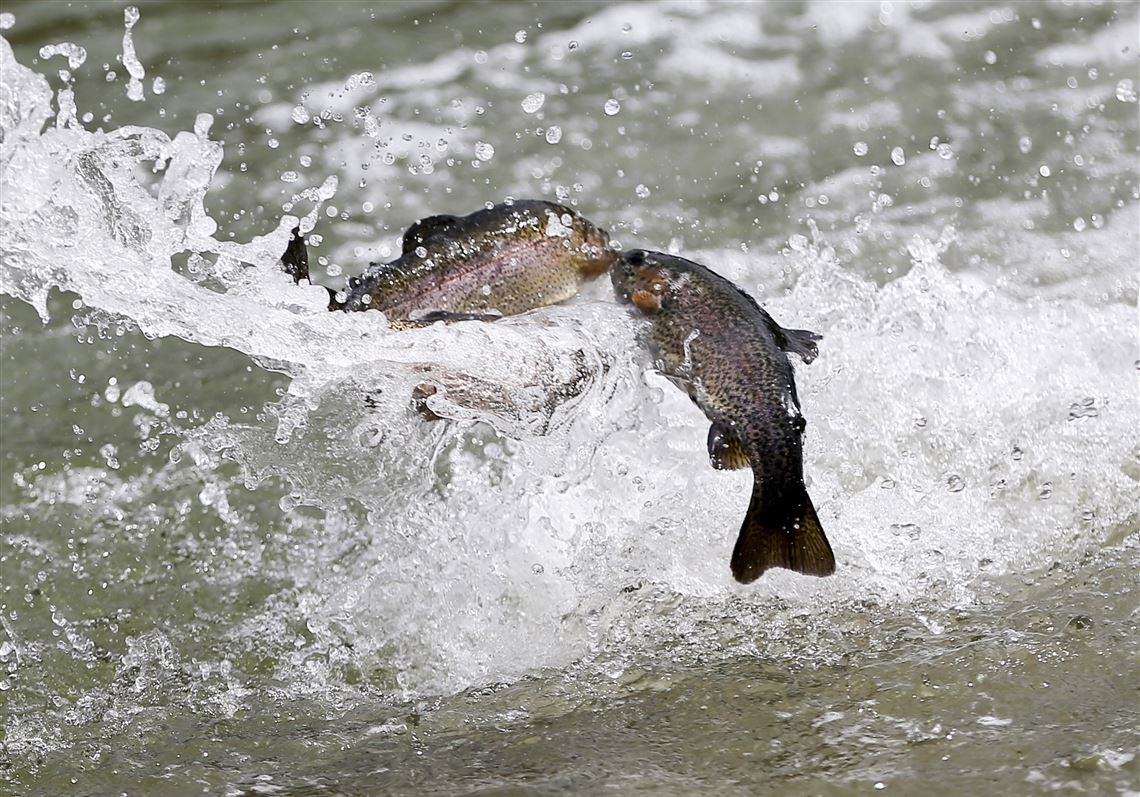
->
xmin=625 ymin=250 xmax=647 ymax=266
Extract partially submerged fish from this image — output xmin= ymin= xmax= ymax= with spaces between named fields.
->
xmin=611 ymin=249 xmax=835 ymax=582
xmin=282 ymin=200 xmax=615 ymax=325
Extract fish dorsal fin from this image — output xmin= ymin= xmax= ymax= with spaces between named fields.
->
xmin=723 ymin=279 xmax=822 ymax=364
xmin=776 ymin=326 xmax=822 ymax=364
xmin=754 ymin=304 xmax=822 ymax=364
xmin=708 ymin=421 xmax=751 ymax=470
xmin=402 ymin=214 xmax=461 ymax=254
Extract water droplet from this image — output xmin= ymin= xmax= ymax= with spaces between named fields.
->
xmin=514 ymin=29 xmax=527 ymax=43
xmin=267 ymin=138 xmax=280 ymax=149
xmin=531 ymin=563 xmax=545 ymax=574
xmin=1115 ymin=79 xmax=1137 ymax=103
xmin=604 ymin=98 xmax=621 ymax=116
xmin=853 ymin=141 xmax=868 ymax=157
xmin=474 ymin=141 xmax=495 ymax=161
xmin=1073 ymin=217 xmax=1086 ymax=232
xmin=544 ymin=126 xmax=562 ymax=144
xmin=984 ymin=50 xmax=997 ymax=65
xmin=946 ymin=474 xmax=965 ymax=493
xmin=635 ymin=184 xmax=650 ymax=199
xmin=890 ymin=146 xmax=906 ymax=166
xmin=1018 ymin=136 xmax=1032 ymax=154
xmin=291 ymin=105 xmax=310 ymax=124
xmin=1038 ymin=164 xmax=1051 ymax=177
xmin=521 ymin=92 xmax=545 ymax=114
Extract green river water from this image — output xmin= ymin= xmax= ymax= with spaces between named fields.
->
xmin=1 ymin=2 xmax=1137 ymax=795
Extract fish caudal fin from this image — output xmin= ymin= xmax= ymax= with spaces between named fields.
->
xmin=280 ymin=227 xmax=310 ymax=283
xmin=731 ymin=484 xmax=835 ymax=582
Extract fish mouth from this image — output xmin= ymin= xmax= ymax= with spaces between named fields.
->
xmin=610 ymin=249 xmax=650 ymax=301
xmin=580 ymin=218 xmax=618 ymax=276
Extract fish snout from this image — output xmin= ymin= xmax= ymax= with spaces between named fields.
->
xmin=578 ymin=218 xmax=618 ymax=277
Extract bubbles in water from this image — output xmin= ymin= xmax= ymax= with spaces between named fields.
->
xmin=291 ymin=105 xmax=311 ymax=124
xmin=521 ymin=92 xmax=545 ymax=114
xmin=936 ymin=143 xmax=953 ymax=160
xmin=474 ymin=141 xmax=495 ymax=161
xmin=280 ymin=171 xmax=299 ymax=183
xmin=0 ymin=12 xmax=14 ymax=29
xmin=568 ymin=40 xmax=579 ymax=50
xmin=853 ymin=141 xmax=868 ymax=157
xmin=1038 ymin=165 xmax=1051 ymax=177
xmin=984 ymin=50 xmax=997 ymax=65
xmin=603 ymin=98 xmax=621 ymax=116
xmin=890 ymin=147 xmax=906 ymax=166
xmin=1116 ymin=79 xmax=1137 ymax=103
xmin=1018 ymin=136 xmax=1033 ymax=154
xmin=635 ymin=184 xmax=651 ymax=199
xmin=1073 ymin=217 xmax=1086 ymax=232
xmin=514 ymin=29 xmax=527 ymax=44
xmin=545 ymin=126 xmax=562 ymax=144
xmin=151 ymin=76 xmax=165 ymax=95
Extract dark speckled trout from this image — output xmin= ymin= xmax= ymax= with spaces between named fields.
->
xmin=611 ymin=249 xmax=835 ymax=582
xmin=282 ymin=200 xmax=614 ymax=325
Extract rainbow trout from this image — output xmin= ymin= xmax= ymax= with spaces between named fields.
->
xmin=611 ymin=249 xmax=835 ymax=582
xmin=282 ymin=200 xmax=614 ymax=325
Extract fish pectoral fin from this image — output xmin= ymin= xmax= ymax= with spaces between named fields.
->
xmin=777 ymin=326 xmax=822 ymax=364
xmin=707 ymin=421 xmax=750 ymax=470
xmin=731 ymin=483 xmax=836 ymax=582
xmin=404 ymin=309 xmax=503 ymax=326
xmin=630 ymin=289 xmax=662 ymax=314
xmin=401 ymin=214 xmax=461 ymax=254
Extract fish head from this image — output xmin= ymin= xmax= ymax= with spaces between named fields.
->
xmin=610 ymin=249 xmax=689 ymax=315
xmin=573 ymin=214 xmax=618 ymax=277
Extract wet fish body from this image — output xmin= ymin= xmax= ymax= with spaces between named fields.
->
xmin=284 ymin=200 xmax=615 ymax=324
xmin=611 ymin=249 xmax=835 ymax=582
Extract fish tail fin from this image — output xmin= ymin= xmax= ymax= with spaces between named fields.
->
xmin=280 ymin=227 xmax=309 ymax=283
xmin=731 ymin=482 xmax=835 ymax=582
xmin=280 ymin=226 xmax=344 ymax=310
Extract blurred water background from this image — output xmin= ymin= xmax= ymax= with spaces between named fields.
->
xmin=1 ymin=1 xmax=1137 ymax=794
